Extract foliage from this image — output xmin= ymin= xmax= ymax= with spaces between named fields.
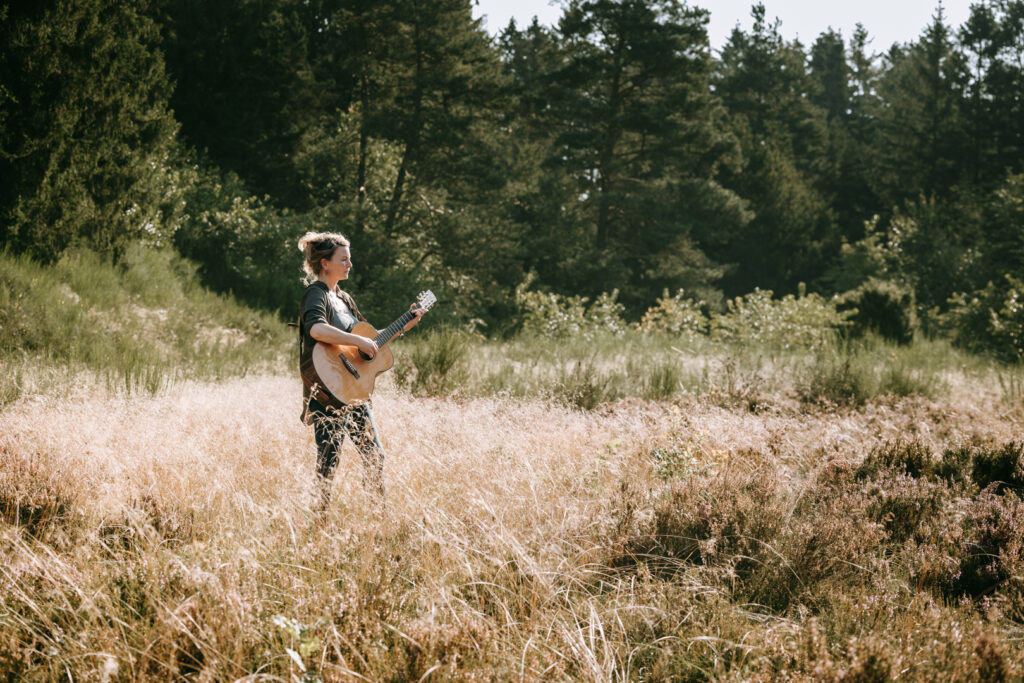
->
xmin=711 ymin=4 xmax=837 ymax=295
xmin=636 ymin=289 xmax=709 ymax=337
xmin=0 ymin=0 xmax=183 ymax=258
xmin=3 ymin=0 xmax=1024 ymax=341
xmin=710 ymin=287 xmax=851 ymax=350
xmin=947 ymin=275 xmax=1024 ymax=361
xmin=838 ymin=277 xmax=919 ymax=343
xmin=510 ymin=0 xmax=746 ymax=311
xmin=407 ymin=327 xmax=469 ymax=397
xmin=799 ymin=337 xmax=942 ymax=405
xmin=874 ymin=8 xmax=970 ymax=207
xmin=173 ymin=167 xmax=305 ymax=315
xmin=514 ymin=279 xmax=627 ymax=340
xmin=0 ymin=246 xmax=288 ymax=397
xmin=152 ymin=0 xmax=320 ymax=206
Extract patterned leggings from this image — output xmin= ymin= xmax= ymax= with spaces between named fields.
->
xmin=308 ymin=399 xmax=385 ymax=507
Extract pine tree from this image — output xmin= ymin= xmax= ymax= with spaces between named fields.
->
xmin=540 ymin=0 xmax=745 ymax=310
xmin=0 ymin=0 xmax=181 ymax=258
xmin=874 ymin=7 xmax=970 ymax=206
xmin=152 ymin=0 xmax=319 ymax=207
xmin=712 ymin=3 xmax=834 ymax=295
xmin=960 ymin=0 xmax=1024 ymax=187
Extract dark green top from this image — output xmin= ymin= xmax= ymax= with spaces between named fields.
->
xmin=298 ymin=281 xmax=367 ymax=418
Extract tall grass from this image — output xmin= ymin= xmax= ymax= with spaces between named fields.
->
xmin=794 ymin=335 xmax=948 ymax=405
xmin=390 ymin=330 xmax=979 ymax=410
xmin=4 ymin=247 xmax=1024 ymax=677
xmin=2 ymin=371 xmax=1022 ymax=680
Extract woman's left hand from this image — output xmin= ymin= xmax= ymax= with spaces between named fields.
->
xmin=402 ymin=304 xmax=424 ymax=333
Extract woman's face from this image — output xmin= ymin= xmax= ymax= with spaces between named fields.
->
xmin=322 ymin=246 xmax=352 ymax=281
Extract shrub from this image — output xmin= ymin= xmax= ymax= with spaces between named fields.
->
xmin=741 ymin=460 xmax=889 ymax=611
xmin=621 ymin=462 xmax=787 ymax=577
xmin=856 ymin=440 xmax=935 ymax=480
xmin=954 ymin=492 xmax=1024 ymax=600
xmin=174 ymin=169 xmax=303 ymax=314
xmin=0 ymin=361 xmax=23 ymax=408
xmin=0 ymin=447 xmax=78 ymax=538
xmin=555 ymin=361 xmax=622 ymax=410
xmin=409 ymin=327 xmax=469 ymax=396
xmin=710 ymin=287 xmax=850 ymax=350
xmin=971 ymin=442 xmax=1024 ymax=494
xmin=878 ymin=360 xmax=940 ymax=398
xmin=838 ymin=277 xmax=918 ymax=344
xmin=636 ymin=289 xmax=709 ymax=337
xmin=640 ymin=357 xmax=684 ymax=401
xmin=515 ymin=277 xmax=627 ymax=340
xmin=947 ymin=275 xmax=1024 ymax=361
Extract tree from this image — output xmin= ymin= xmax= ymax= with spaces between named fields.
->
xmin=0 ymin=0 xmax=182 ymax=258
xmin=539 ymin=0 xmax=746 ymax=311
xmin=152 ymin=0 xmax=319 ymax=207
xmin=807 ymin=26 xmax=885 ymax=248
xmin=873 ymin=7 xmax=970 ymax=207
xmin=960 ymin=1 xmax=1024 ymax=188
xmin=712 ymin=4 xmax=834 ymax=295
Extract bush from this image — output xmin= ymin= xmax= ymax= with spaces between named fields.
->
xmin=800 ymin=347 xmax=876 ymax=406
xmin=856 ymin=440 xmax=935 ymax=480
xmin=838 ymin=277 xmax=918 ymax=344
xmin=515 ymin=278 xmax=627 ymax=339
xmin=947 ymin=275 xmax=1024 ymax=361
xmin=636 ymin=289 xmax=709 ymax=337
xmin=174 ymin=169 xmax=304 ymax=314
xmin=971 ymin=442 xmax=1024 ymax=494
xmin=0 ymin=447 xmax=78 ymax=538
xmin=0 ymin=246 xmax=288 ymax=390
xmin=408 ymin=328 xmax=469 ymax=396
xmin=555 ymin=361 xmax=622 ymax=410
xmin=710 ymin=287 xmax=850 ymax=350
xmin=0 ymin=360 xmax=23 ymax=408
xmin=954 ymin=493 xmax=1024 ymax=600
xmin=800 ymin=339 xmax=940 ymax=405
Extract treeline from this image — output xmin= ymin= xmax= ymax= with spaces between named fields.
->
xmin=2 ymin=0 xmax=1024 ymax=350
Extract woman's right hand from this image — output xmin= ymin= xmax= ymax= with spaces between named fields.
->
xmin=356 ymin=337 xmax=379 ymax=358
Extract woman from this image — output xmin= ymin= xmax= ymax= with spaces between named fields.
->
xmin=297 ymin=231 xmax=422 ymax=512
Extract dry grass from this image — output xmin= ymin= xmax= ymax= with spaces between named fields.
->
xmin=2 ymin=365 xmax=1024 ymax=680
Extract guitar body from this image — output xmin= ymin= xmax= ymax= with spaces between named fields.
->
xmin=300 ymin=290 xmax=435 ymax=409
xmin=311 ymin=321 xmax=394 ymax=406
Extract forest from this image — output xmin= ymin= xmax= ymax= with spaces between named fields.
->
xmin=2 ymin=0 xmax=1023 ymax=355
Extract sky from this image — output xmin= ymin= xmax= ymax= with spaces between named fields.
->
xmin=471 ymin=0 xmax=974 ymax=52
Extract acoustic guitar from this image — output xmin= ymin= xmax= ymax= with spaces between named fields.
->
xmin=302 ymin=290 xmax=436 ymax=407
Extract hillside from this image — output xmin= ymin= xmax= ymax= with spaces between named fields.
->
xmin=0 ymin=245 xmax=292 ymax=405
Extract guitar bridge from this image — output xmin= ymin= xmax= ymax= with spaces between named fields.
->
xmin=339 ymin=354 xmax=361 ymax=379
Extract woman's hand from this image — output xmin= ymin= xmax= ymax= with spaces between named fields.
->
xmin=356 ymin=336 xmax=379 ymax=358
xmin=403 ymin=304 xmax=425 ymax=333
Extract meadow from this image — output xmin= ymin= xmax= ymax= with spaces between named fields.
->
xmin=2 ymin=251 xmax=1024 ymax=680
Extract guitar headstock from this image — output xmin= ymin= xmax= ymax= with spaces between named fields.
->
xmin=416 ymin=290 xmax=437 ymax=312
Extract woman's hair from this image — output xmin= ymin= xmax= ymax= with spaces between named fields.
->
xmin=298 ymin=231 xmax=350 ymax=277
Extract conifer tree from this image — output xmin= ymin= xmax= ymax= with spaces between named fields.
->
xmin=152 ymin=0 xmax=318 ymax=207
xmin=874 ymin=7 xmax=970 ymax=206
xmin=0 ymin=0 xmax=181 ymax=258
xmin=712 ymin=4 xmax=834 ymax=294
xmin=541 ymin=0 xmax=746 ymax=310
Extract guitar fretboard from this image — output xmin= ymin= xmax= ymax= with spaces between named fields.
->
xmin=373 ymin=310 xmax=417 ymax=347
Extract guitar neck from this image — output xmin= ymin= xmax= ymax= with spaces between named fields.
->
xmin=372 ymin=309 xmax=417 ymax=347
